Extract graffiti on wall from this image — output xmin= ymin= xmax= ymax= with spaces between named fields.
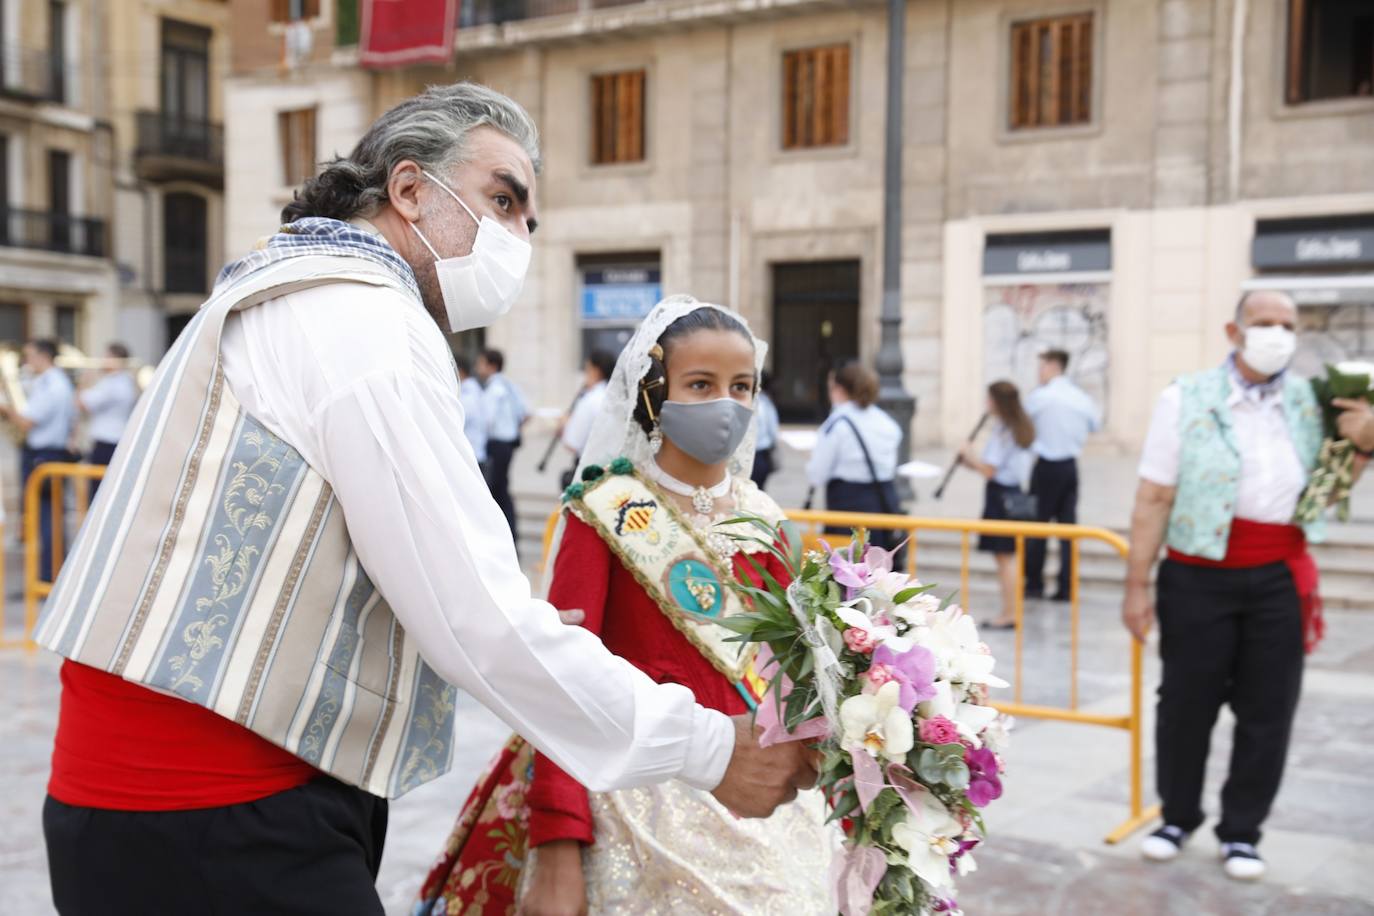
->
xmin=1292 ymin=303 xmax=1374 ymax=378
xmin=983 ymin=283 xmax=1110 ymax=418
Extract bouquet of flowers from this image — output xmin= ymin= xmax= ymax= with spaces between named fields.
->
xmin=1295 ymin=361 xmax=1374 ymax=524
xmin=714 ymin=518 xmax=1011 ymax=916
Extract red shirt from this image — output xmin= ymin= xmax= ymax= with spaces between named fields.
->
xmin=525 ymin=515 xmax=789 ymax=848
xmin=49 ymin=660 xmax=318 ymax=810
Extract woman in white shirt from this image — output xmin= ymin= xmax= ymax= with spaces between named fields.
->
xmin=959 ymin=380 xmax=1036 ymax=628
xmin=806 ymin=362 xmax=903 ymax=551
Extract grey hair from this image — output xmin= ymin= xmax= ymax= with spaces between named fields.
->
xmin=280 ymin=82 xmax=541 ymax=224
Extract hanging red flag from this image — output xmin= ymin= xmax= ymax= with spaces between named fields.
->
xmin=360 ymin=0 xmax=458 ymax=69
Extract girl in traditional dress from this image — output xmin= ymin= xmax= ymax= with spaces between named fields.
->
xmin=415 ymin=296 xmax=836 ymax=915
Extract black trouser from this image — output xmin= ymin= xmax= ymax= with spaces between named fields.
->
xmin=484 ymin=437 xmax=518 ymax=538
xmin=825 ymin=478 xmax=904 ymax=560
xmin=87 ymin=439 xmax=118 ymax=498
xmin=751 ymin=447 xmax=774 ymax=490
xmin=21 ymin=446 xmax=74 ymax=581
xmin=1024 ymin=457 xmax=1078 ymax=597
xmin=1154 ymin=559 xmax=1304 ymax=845
xmin=44 ymin=776 xmax=388 ymax=915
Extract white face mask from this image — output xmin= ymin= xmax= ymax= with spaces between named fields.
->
xmin=409 ymin=169 xmax=532 ymax=333
xmin=1240 ymin=325 xmax=1297 ymax=377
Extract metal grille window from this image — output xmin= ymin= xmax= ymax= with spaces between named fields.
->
xmin=781 ymin=44 xmax=850 ymax=150
xmin=1009 ymin=13 xmax=1094 ymax=129
xmin=279 ymin=107 xmax=317 ymax=187
xmin=590 ymin=70 xmax=646 ymax=165
xmin=1286 ymin=0 xmax=1374 ymax=103
xmin=163 ymin=192 xmax=207 ymax=294
xmin=55 ymin=304 xmax=79 ymax=347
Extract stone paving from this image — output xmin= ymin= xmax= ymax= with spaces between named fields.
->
xmin=3 ymin=577 xmax=1372 ymax=914
xmin=2 ymin=438 xmax=1373 ymax=913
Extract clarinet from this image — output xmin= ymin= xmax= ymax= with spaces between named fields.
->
xmin=933 ymin=413 xmax=990 ymax=500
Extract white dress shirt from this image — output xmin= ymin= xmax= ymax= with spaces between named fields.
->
xmin=807 ymin=401 xmax=902 ymax=488
xmin=561 ymin=380 xmax=606 ymax=456
xmin=21 ymin=366 xmax=77 ymax=451
xmin=483 ymin=372 xmax=527 ymax=443
xmin=218 ymin=281 xmax=733 ymax=793
xmin=981 ymin=422 xmax=1035 ymax=488
xmin=79 ymin=371 xmax=140 ymax=444
xmin=1025 ymin=375 xmax=1100 ymax=461
xmin=1138 ymin=371 xmax=1307 ymax=524
xmin=755 ymin=391 xmax=780 ymax=451
xmin=459 ymin=376 xmax=488 ymax=463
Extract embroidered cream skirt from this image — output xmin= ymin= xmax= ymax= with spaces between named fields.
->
xmin=573 ymin=781 xmax=837 ymax=915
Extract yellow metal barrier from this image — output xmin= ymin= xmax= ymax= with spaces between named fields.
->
xmin=7 ymin=462 xmax=105 ymax=650
xmin=541 ymin=504 xmax=1159 ymax=844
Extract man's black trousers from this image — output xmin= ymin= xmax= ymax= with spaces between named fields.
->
xmin=1154 ymin=558 xmax=1304 ymax=845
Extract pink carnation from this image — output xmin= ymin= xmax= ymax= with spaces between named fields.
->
xmin=919 ymin=715 xmax=961 ymax=746
xmin=844 ymin=626 xmax=878 ymax=655
xmin=864 ymin=663 xmax=896 ymax=691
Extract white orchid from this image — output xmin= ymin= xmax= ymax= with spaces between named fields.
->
xmin=980 ymin=715 xmax=1014 ymax=755
xmin=911 ymin=608 xmax=1009 ymax=689
xmin=839 ymin=681 xmax=915 ymax=762
xmin=892 ymin=590 xmax=942 ymax=628
xmin=890 ymin=787 xmax=964 ymax=890
xmin=919 ymin=681 xmax=1001 ymax=746
xmin=836 ymin=598 xmax=914 ymax=654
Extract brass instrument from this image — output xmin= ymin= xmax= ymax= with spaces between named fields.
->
xmin=0 ymin=344 xmax=154 ymax=446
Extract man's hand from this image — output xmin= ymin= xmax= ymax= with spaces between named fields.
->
xmin=1121 ymin=581 xmax=1154 ymax=643
xmin=1333 ymin=398 xmax=1374 ymax=452
xmin=518 ymin=840 xmax=587 ymax=916
xmin=710 ymin=715 xmax=817 ymax=818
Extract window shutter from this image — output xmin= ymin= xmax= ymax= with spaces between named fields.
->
xmin=1286 ymin=0 xmax=1307 ymax=104
xmin=1008 ymin=13 xmax=1093 ymax=129
xmin=781 ymin=44 xmax=849 ymax=149
xmin=271 ymin=0 xmax=290 ymax=23
xmin=589 ymin=70 xmax=646 ymax=165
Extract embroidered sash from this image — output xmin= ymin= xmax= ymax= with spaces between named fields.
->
xmin=563 ymin=463 xmax=758 ymax=685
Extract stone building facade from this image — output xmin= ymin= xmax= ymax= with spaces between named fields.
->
xmin=224 ymin=0 xmax=1374 ymax=447
xmin=0 ymin=0 xmax=118 ymax=356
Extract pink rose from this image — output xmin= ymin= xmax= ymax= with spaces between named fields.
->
xmin=864 ymin=663 xmax=896 ymax=692
xmin=919 ymin=715 xmax=961 ymax=746
xmin=844 ymin=627 xmax=878 ymax=655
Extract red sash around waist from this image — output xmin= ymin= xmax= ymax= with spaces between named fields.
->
xmin=1167 ymin=518 xmax=1324 ymax=654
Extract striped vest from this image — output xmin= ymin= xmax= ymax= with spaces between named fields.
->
xmin=36 ymin=254 xmax=457 ymax=799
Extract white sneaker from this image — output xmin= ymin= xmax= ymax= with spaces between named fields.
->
xmin=1220 ymin=842 xmax=1265 ymax=881
xmin=1141 ymin=825 xmax=1190 ymax=861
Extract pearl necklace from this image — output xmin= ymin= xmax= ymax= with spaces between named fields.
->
xmin=644 ymin=462 xmax=731 ymax=515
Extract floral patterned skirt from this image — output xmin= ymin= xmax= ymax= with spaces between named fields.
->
xmin=415 ymin=736 xmax=838 ymax=916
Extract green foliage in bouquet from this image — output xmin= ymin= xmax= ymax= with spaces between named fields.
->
xmin=1296 ymin=363 xmax=1374 ymax=524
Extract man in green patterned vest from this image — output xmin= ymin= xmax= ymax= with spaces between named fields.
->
xmin=37 ymin=83 xmax=814 ymax=914
xmin=1121 ymin=290 xmax=1363 ymax=882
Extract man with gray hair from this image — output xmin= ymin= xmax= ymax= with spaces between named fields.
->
xmin=37 ymin=83 xmax=813 ymax=913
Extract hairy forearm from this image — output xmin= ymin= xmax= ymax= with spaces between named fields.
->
xmin=1126 ymin=482 xmax=1174 ymax=586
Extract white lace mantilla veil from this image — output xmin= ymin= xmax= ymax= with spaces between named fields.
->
xmin=541 ymin=294 xmax=768 ymax=595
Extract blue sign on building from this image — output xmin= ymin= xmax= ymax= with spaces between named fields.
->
xmin=580 ymin=267 xmax=662 ymax=322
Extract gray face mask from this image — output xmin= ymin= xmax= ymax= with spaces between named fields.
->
xmin=658 ymin=398 xmax=754 ymax=466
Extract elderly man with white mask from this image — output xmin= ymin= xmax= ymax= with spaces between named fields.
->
xmin=35 ymin=83 xmax=813 ymax=915
xmin=1123 ymin=290 xmax=1363 ymax=882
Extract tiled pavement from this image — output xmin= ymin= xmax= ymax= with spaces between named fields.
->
xmin=4 ymin=586 xmax=1372 ymax=914
xmin=2 ymin=435 xmax=1373 ymax=914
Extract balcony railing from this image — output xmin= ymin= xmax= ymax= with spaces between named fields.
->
xmin=0 ymin=45 xmax=70 ymax=103
xmin=461 ymin=0 xmax=641 ymax=27
xmin=0 ymin=208 xmax=107 ymax=258
xmin=135 ymin=111 xmax=224 ymax=165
